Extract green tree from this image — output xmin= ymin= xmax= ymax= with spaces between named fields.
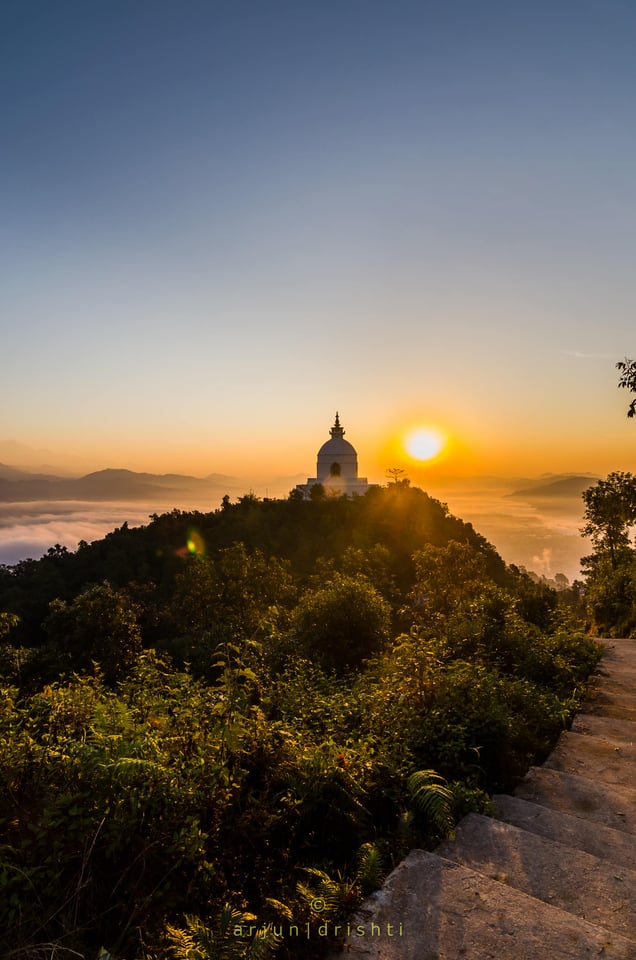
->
xmin=44 ymin=581 xmax=142 ymax=683
xmin=617 ymin=357 xmax=636 ymax=418
xmin=583 ymin=555 xmax=636 ymax=636
xmin=581 ymin=473 xmax=636 ymax=634
xmin=410 ymin=540 xmax=492 ymax=620
xmin=581 ymin=472 xmax=636 ymax=570
xmin=292 ymin=575 xmax=390 ymax=671
xmin=172 ymin=544 xmax=296 ymax=641
xmin=0 ymin=612 xmax=19 ymax=641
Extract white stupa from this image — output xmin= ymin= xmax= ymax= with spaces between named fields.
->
xmin=296 ymin=413 xmax=371 ymax=498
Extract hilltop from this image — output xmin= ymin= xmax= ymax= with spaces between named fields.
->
xmin=0 ymin=482 xmax=506 ymax=645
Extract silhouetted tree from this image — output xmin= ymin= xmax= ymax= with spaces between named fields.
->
xmin=581 ymin=472 xmax=636 ymax=569
xmin=386 ymin=467 xmax=408 ymax=484
xmin=309 ymin=482 xmax=326 ymax=501
xmin=617 ymin=357 xmax=636 ymax=417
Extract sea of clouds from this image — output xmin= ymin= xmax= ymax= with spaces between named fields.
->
xmin=431 ymin=485 xmax=590 ymax=583
xmin=0 ymin=484 xmax=591 ymax=583
xmin=0 ymin=501 xmax=180 ymax=567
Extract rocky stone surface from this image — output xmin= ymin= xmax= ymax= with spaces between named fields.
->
xmin=492 ymin=793 xmax=636 ymax=869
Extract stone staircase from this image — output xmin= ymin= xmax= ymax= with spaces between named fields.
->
xmin=328 ymin=639 xmax=636 ymax=959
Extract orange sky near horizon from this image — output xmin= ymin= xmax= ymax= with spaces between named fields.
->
xmin=7 ymin=395 xmax=634 ymax=488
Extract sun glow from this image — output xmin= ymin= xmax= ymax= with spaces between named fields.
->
xmin=404 ymin=427 xmax=445 ymax=462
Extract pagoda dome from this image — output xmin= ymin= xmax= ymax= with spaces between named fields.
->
xmin=317 ymin=434 xmax=357 ymax=459
xmin=316 ymin=413 xmax=358 ymax=482
xmin=296 ymin=413 xmax=371 ymax=498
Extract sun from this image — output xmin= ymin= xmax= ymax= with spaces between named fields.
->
xmin=404 ymin=427 xmax=445 ymax=462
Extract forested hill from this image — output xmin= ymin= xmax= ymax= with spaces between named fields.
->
xmin=0 ymin=482 xmax=507 ymax=648
xmin=0 ymin=480 xmax=599 ymax=959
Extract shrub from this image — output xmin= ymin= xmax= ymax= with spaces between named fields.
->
xmin=292 ymin=576 xmax=391 ymax=672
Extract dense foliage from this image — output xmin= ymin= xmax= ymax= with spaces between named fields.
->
xmin=0 ymin=484 xmax=600 ymax=959
xmin=581 ymin=471 xmax=636 ymax=636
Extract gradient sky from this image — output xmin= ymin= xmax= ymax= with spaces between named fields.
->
xmin=3 ymin=0 xmax=636 ymax=484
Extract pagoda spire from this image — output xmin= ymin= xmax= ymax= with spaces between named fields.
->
xmin=330 ymin=412 xmax=345 ymax=439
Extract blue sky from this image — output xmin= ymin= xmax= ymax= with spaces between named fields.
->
xmin=3 ymin=0 xmax=636 ymax=480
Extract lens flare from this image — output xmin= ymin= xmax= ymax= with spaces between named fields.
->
xmin=405 ymin=428 xmax=445 ymax=462
xmin=186 ymin=527 xmax=206 ymax=556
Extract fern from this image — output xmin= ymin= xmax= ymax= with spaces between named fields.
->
xmin=262 ymin=898 xmax=294 ymax=921
xmin=297 ymin=866 xmax=359 ymax=919
xmin=355 ymin=842 xmax=384 ymax=896
xmin=407 ymin=769 xmax=455 ymax=837
xmin=296 ymin=868 xmax=340 ymax=919
xmin=216 ymin=905 xmax=254 ymax=941
xmin=164 ymin=918 xmax=199 ymax=959
xmin=245 ymin=926 xmax=282 ymax=960
xmin=164 ymin=906 xmax=282 ymax=960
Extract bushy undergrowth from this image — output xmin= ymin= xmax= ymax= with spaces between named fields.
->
xmin=0 ymin=626 xmax=599 ymax=959
xmin=0 ymin=487 xmax=602 ymax=958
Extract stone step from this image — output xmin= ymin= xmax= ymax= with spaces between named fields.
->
xmin=588 ymin=660 xmax=636 ymax=690
xmin=598 ymin=638 xmax=636 ymax=649
xmin=597 ymin=640 xmax=636 ymax=669
xmin=544 ymin=730 xmax=636 ymax=788
xmin=492 ymin=794 xmax=636 ymax=870
xmin=589 ymin=644 xmax=636 ymax=677
xmin=572 ymin=713 xmax=636 ymax=744
xmin=594 ymin=670 xmax=636 ymax=687
xmin=588 ymin=674 xmax=636 ymax=697
xmin=589 ymin=653 xmax=636 ymax=674
xmin=589 ymin=672 xmax=636 ymax=694
xmin=599 ymin=640 xmax=636 ymax=667
xmin=435 ymin=813 xmax=636 ymax=941
xmin=597 ymin=652 xmax=636 ymax=667
xmin=584 ymin=691 xmax=636 ymax=721
xmin=515 ymin=766 xmax=636 ymax=834
xmin=329 ymin=849 xmax=636 ymax=959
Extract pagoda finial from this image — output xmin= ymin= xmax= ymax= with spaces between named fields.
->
xmin=330 ymin=412 xmax=345 ymax=439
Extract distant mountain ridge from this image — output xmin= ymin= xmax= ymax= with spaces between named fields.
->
xmin=0 ymin=465 xmax=603 ymax=505
xmin=0 ymin=462 xmax=62 ymax=482
xmin=509 ymin=475 xmax=600 ymax=500
xmin=0 ymin=466 xmax=241 ymax=502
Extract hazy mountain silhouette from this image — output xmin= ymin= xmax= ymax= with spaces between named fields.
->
xmin=0 ymin=466 xmax=240 ymax=502
xmin=0 ymin=462 xmax=63 ymax=482
xmin=509 ymin=475 xmax=600 ymax=500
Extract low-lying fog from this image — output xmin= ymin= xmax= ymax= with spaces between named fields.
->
xmin=427 ymin=483 xmax=590 ymax=583
xmin=0 ymin=500 xmax=180 ymax=568
xmin=0 ymin=479 xmax=592 ymax=584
